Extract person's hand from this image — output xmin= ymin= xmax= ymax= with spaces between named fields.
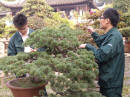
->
xmin=87 ymin=26 xmax=95 ymax=34
xmin=79 ymin=44 xmax=87 ymax=49
xmin=30 ymin=48 xmax=37 ymax=52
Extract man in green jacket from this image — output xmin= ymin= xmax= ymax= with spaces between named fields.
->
xmin=8 ymin=14 xmax=45 ymax=56
xmin=8 ymin=13 xmax=48 ymax=97
xmin=8 ymin=13 xmax=35 ymax=56
xmin=79 ymin=8 xmax=125 ymax=97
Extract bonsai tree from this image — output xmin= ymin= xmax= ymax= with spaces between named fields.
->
xmin=119 ymin=27 xmax=130 ymax=37
xmin=118 ymin=12 xmax=130 ymax=40
xmin=19 ymin=0 xmax=53 ymax=30
xmin=0 ymin=14 xmax=16 ymax=38
xmin=0 ymin=24 xmax=104 ymax=97
xmin=75 ymin=10 xmax=104 ymax=46
xmin=20 ymin=0 xmax=53 ymax=18
xmin=19 ymin=0 xmax=73 ymax=30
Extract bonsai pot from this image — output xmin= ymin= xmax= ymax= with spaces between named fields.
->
xmin=125 ymin=41 xmax=130 ymax=53
xmin=124 ymin=37 xmax=130 ymax=53
xmin=6 ymin=78 xmax=47 ymax=97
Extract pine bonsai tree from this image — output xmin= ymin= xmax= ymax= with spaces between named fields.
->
xmin=118 ymin=12 xmax=130 ymax=39
xmin=76 ymin=10 xmax=104 ymax=45
xmin=0 ymin=24 xmax=104 ymax=97
xmin=20 ymin=0 xmax=53 ymax=18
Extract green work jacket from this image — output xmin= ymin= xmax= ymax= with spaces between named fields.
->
xmin=86 ymin=27 xmax=125 ymax=88
xmin=8 ymin=28 xmax=34 ymax=56
xmin=8 ymin=29 xmax=45 ymax=56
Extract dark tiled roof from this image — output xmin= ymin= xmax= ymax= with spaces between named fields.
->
xmin=46 ymin=0 xmax=88 ymax=5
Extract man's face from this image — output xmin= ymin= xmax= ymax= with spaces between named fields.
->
xmin=99 ymin=15 xmax=109 ymax=29
xmin=16 ymin=24 xmax=28 ymax=35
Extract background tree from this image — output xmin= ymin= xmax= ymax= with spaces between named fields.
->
xmin=118 ymin=11 xmax=130 ymax=41
xmin=113 ymin=0 xmax=130 ymax=12
xmin=20 ymin=0 xmax=53 ymax=18
xmin=19 ymin=0 xmax=52 ymax=29
xmin=20 ymin=0 xmax=73 ymax=30
xmin=0 ymin=14 xmax=16 ymax=38
xmin=76 ymin=9 xmax=104 ymax=45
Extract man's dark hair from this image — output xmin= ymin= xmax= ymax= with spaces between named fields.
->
xmin=103 ymin=8 xmax=120 ymax=27
xmin=13 ymin=13 xmax=27 ymax=28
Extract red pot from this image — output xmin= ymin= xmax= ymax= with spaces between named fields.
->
xmin=125 ymin=41 xmax=130 ymax=53
xmin=6 ymin=79 xmax=47 ymax=97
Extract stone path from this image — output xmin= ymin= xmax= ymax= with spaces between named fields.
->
xmin=123 ymin=53 xmax=130 ymax=97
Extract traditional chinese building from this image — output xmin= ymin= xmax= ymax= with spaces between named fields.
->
xmin=47 ymin=0 xmax=97 ymax=16
xmin=0 ymin=0 xmax=103 ymax=17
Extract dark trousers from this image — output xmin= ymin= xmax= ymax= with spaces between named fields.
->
xmin=43 ymin=87 xmax=48 ymax=97
xmin=100 ymin=87 xmax=122 ymax=97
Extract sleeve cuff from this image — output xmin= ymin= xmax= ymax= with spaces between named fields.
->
xmin=85 ymin=44 xmax=93 ymax=51
xmin=91 ymin=32 xmax=97 ymax=37
xmin=85 ymin=44 xmax=97 ymax=52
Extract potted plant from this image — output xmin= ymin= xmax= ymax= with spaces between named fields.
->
xmin=119 ymin=27 xmax=130 ymax=37
xmin=0 ymin=25 xmax=104 ymax=97
xmin=118 ymin=12 xmax=130 ymax=53
xmin=119 ymin=27 xmax=130 ymax=53
xmin=0 ymin=52 xmax=48 ymax=97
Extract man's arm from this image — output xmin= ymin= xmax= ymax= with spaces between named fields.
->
xmin=88 ymin=27 xmax=104 ymax=47
xmin=91 ymin=32 xmax=106 ymax=47
xmin=86 ymin=35 xmax=117 ymax=63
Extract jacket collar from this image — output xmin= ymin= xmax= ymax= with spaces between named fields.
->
xmin=15 ymin=28 xmax=32 ymax=42
xmin=105 ymin=27 xmax=117 ymax=36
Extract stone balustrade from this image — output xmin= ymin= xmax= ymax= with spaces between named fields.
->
xmin=0 ymin=38 xmax=9 ymax=57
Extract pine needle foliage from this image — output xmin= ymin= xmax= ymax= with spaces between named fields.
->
xmin=0 ymin=25 xmax=104 ymax=97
